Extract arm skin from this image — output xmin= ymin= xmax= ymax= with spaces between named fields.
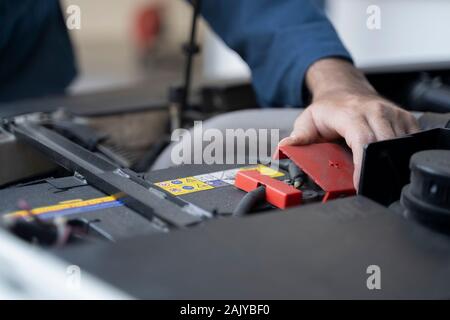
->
xmin=279 ymin=58 xmax=420 ymax=187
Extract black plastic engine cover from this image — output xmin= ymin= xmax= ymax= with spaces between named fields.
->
xmin=57 ymin=196 xmax=450 ymax=299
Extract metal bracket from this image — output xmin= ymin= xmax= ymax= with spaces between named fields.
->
xmin=10 ymin=122 xmax=208 ymax=228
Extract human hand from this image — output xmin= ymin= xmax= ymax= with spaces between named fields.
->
xmin=279 ymin=59 xmax=420 ymax=188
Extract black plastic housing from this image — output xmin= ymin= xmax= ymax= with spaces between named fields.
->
xmin=359 ymin=128 xmax=450 ymax=206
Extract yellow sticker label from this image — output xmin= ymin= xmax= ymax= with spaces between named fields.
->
xmin=5 ymin=194 xmax=124 ymax=218
xmin=155 ymin=177 xmax=214 ymax=196
xmin=154 ymin=165 xmax=284 ymax=196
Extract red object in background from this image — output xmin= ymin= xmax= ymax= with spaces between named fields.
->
xmin=276 ymin=143 xmax=356 ymax=202
xmin=235 ymin=170 xmax=302 ymax=209
xmin=134 ymin=6 xmax=161 ymax=52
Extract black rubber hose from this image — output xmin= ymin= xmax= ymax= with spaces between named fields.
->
xmin=233 ymin=186 xmax=267 ymax=216
xmin=288 ymin=161 xmax=303 ymax=179
xmin=288 ymin=161 xmax=307 ymax=188
xmin=277 ymin=159 xmax=291 ymax=171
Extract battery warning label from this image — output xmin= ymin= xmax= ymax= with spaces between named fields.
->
xmin=154 ymin=165 xmax=284 ymax=196
xmin=154 ymin=177 xmax=214 ymax=196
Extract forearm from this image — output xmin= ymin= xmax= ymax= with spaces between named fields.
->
xmin=199 ymin=0 xmax=351 ymax=107
xmin=305 ymin=58 xmax=376 ymax=99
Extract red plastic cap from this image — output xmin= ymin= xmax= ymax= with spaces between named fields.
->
xmin=235 ymin=170 xmax=302 ymax=209
xmin=276 ymin=143 xmax=356 ymax=201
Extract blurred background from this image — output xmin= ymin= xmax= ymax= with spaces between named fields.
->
xmin=65 ymin=0 xmax=200 ymax=95
xmin=64 ymin=0 xmax=450 ymax=96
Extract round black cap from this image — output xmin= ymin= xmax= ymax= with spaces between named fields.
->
xmin=401 ymin=150 xmax=450 ymax=230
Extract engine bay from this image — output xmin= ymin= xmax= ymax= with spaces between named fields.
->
xmin=0 ymin=106 xmax=449 ymax=299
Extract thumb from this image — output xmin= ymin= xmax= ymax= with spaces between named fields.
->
xmin=278 ymin=110 xmax=319 ymax=146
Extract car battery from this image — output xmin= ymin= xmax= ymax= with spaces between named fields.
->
xmin=145 ymin=143 xmax=356 ymax=215
xmin=0 ymin=176 xmax=164 ymax=241
xmin=145 ymin=164 xmax=287 ymax=216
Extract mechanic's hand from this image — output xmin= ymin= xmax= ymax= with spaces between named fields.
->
xmin=278 ymin=58 xmax=420 ymax=189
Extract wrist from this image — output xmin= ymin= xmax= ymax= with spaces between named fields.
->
xmin=305 ymin=58 xmax=377 ymax=100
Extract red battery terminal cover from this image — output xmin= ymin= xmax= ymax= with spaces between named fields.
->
xmin=234 ymin=170 xmax=302 ymax=209
xmin=275 ymin=143 xmax=356 ymax=202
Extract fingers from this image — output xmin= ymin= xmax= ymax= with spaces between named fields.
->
xmin=403 ymin=112 xmax=421 ymax=134
xmin=369 ymin=108 xmax=420 ymax=140
xmin=366 ymin=115 xmax=396 ymax=141
xmin=278 ymin=109 xmax=319 ymax=146
xmin=392 ymin=119 xmax=408 ymax=137
xmin=343 ymin=117 xmax=376 ymax=188
xmin=367 ymin=105 xmax=420 ymax=140
xmin=366 ymin=103 xmax=403 ymax=139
